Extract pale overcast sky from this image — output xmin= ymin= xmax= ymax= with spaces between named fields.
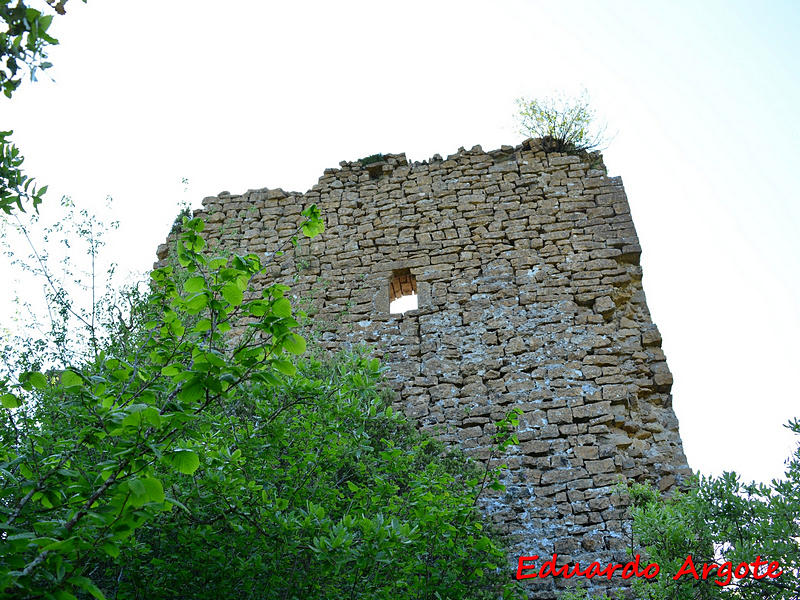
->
xmin=3 ymin=0 xmax=799 ymax=483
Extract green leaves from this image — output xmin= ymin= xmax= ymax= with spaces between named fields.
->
xmin=1 ymin=0 xmax=92 ymax=213
xmin=301 ymin=204 xmax=325 ymax=238
xmin=628 ymin=431 xmax=800 ymax=600
xmin=516 ymin=91 xmax=607 ymax=154
xmin=183 ymin=276 xmax=205 ymax=293
xmin=20 ymin=370 xmax=48 ymax=390
xmin=272 ymin=358 xmax=296 ymax=376
xmin=127 ymin=476 xmax=165 ymax=507
xmin=283 ymin=333 xmax=306 ymax=355
xmin=112 ymin=353 xmax=520 ymax=599
xmin=1 ymin=3 xmax=60 ymax=99
xmin=221 ymin=283 xmax=243 ymax=306
xmin=184 ymin=292 xmax=208 ymax=313
xmin=1 ymin=392 xmax=20 ymax=408
xmin=0 ymin=131 xmax=48 ymax=214
xmin=60 ymin=369 xmax=82 ymax=389
xmin=165 ymin=449 xmax=200 ymax=475
xmin=0 ymin=203 xmax=522 ymax=600
xmin=272 ymin=297 xmax=292 ymax=317
xmin=120 ymin=404 xmax=161 ymax=429
xmin=69 ymin=576 xmax=107 ymax=600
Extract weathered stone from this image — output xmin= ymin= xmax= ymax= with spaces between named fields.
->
xmin=586 ymin=458 xmax=616 ymax=474
xmin=642 ymin=325 xmax=662 ymax=346
xmin=593 ymin=295 xmax=615 ymax=315
xmin=154 ymin=140 xmax=690 ymax=600
xmin=574 ymin=446 xmax=600 ymax=460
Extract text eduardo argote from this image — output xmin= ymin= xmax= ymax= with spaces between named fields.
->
xmin=516 ymin=554 xmax=783 ymax=587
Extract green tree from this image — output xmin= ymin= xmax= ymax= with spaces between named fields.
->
xmin=516 ymin=91 xmax=607 ymax=154
xmin=1 ymin=0 xmax=85 ymax=214
xmin=1 ymin=204 xmax=522 ymax=599
xmin=1 ymin=0 xmax=64 ymax=98
xmin=626 ymin=423 xmax=800 ymax=600
xmin=0 ymin=130 xmax=46 ymax=214
xmin=87 ymin=353 xmax=522 ymax=599
xmin=0 ymin=208 xmax=322 ymax=598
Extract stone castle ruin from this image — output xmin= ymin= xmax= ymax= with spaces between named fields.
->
xmin=156 ymin=139 xmax=691 ymax=596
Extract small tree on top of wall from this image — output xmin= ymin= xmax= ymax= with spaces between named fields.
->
xmin=516 ymin=91 xmax=608 ymax=154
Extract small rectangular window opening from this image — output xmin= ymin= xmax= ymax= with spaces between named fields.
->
xmin=389 ymin=268 xmax=418 ymax=314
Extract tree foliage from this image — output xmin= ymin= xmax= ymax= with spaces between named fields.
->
xmin=516 ymin=91 xmax=607 ymax=154
xmin=625 ymin=422 xmax=800 ymax=600
xmin=88 ymin=354 xmax=520 ymax=599
xmin=1 ymin=0 xmax=60 ymax=98
xmin=1 ymin=0 xmax=86 ymax=214
xmin=0 ymin=211 xmax=317 ymax=597
xmin=557 ymin=427 xmax=800 ymax=600
xmin=0 ymin=130 xmax=46 ymax=214
xmin=0 ymin=204 xmax=522 ymax=599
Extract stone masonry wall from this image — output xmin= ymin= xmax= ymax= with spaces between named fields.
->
xmin=156 ymin=139 xmax=692 ymax=597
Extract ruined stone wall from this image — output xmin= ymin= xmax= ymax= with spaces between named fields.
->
xmin=156 ymin=139 xmax=691 ymax=597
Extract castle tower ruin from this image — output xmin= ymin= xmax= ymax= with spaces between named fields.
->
xmin=156 ymin=139 xmax=691 ymax=597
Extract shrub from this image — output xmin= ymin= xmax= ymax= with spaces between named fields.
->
xmin=516 ymin=92 xmax=607 ymax=154
xmin=0 ymin=203 xmax=522 ymax=599
xmin=87 ymin=352 xmax=523 ymax=599
xmin=626 ymin=421 xmax=800 ymax=600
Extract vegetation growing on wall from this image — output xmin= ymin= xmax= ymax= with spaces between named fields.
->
xmin=516 ymin=91 xmax=607 ymax=154
xmin=359 ymin=153 xmax=385 ymax=166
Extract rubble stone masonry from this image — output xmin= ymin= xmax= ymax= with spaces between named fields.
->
xmin=156 ymin=139 xmax=692 ymax=597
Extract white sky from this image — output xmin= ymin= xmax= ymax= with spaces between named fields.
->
xmin=391 ymin=294 xmax=418 ymax=315
xmin=2 ymin=0 xmax=799 ymax=483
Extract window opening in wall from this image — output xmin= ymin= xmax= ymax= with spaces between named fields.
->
xmin=389 ymin=268 xmax=418 ymax=314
